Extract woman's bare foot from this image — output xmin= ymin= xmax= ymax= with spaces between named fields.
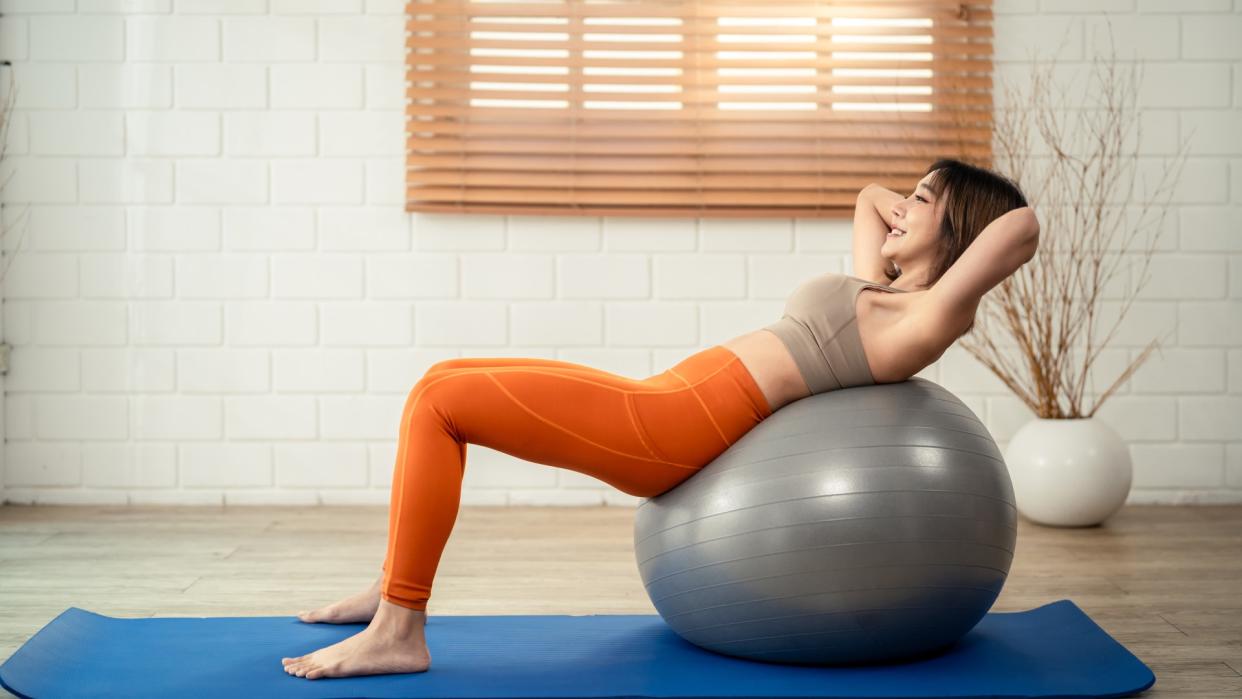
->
xmin=297 ymin=575 xmax=382 ymax=624
xmin=282 ymin=598 xmax=430 ymax=679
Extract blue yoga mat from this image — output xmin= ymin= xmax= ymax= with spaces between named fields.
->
xmin=0 ymin=599 xmax=1154 ymax=699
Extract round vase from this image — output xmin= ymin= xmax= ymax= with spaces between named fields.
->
xmin=1003 ymin=417 xmax=1132 ymax=527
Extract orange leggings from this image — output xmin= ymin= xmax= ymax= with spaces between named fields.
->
xmin=377 ymin=344 xmax=773 ymax=612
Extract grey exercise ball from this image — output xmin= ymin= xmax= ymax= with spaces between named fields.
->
xmin=633 ymin=377 xmax=1017 ymax=666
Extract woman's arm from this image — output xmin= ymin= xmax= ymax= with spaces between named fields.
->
xmin=915 ymin=206 xmax=1040 ymax=338
xmin=852 ymin=184 xmax=906 ymax=282
xmin=860 ymin=183 xmax=904 ymax=230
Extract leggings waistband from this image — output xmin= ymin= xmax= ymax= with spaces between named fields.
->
xmin=650 ymin=345 xmax=773 ymax=420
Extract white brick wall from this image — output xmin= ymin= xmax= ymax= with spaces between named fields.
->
xmin=0 ymin=0 xmax=1239 ymax=507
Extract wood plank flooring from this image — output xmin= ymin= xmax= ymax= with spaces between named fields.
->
xmin=1 ymin=504 xmax=1239 ymax=697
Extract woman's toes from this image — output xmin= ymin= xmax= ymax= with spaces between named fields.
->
xmin=299 ymin=606 xmax=345 ymax=623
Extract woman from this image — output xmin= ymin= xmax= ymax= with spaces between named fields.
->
xmin=281 ymin=157 xmax=1039 ymax=679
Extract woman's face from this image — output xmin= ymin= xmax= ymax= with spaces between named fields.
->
xmin=881 ymin=171 xmax=945 ymax=271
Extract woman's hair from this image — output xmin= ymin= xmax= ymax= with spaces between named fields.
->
xmin=884 ymin=157 xmax=1029 ymax=336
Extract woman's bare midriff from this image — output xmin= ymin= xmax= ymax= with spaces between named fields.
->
xmin=720 ymin=329 xmax=811 ymax=414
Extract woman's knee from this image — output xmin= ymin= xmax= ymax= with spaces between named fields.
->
xmin=403 ymin=364 xmax=454 ymax=413
xmin=407 ymin=359 xmax=470 ymax=398
xmin=407 ymin=365 xmax=474 ymax=409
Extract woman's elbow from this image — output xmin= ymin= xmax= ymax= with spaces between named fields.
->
xmin=1021 ymin=229 xmax=1040 ymax=261
xmin=1017 ymin=206 xmax=1041 ymax=237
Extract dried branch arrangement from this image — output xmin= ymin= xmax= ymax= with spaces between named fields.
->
xmin=960 ymin=24 xmax=1190 ymax=419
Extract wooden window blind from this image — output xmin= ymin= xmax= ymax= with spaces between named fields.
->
xmin=404 ymin=1 xmax=993 ymax=218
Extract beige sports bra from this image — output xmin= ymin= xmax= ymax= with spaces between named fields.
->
xmin=762 ymin=272 xmax=909 ymax=394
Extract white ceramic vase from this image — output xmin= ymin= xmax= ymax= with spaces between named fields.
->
xmin=1002 ymin=417 xmax=1132 ymax=527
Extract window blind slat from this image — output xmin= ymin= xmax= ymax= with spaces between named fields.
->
xmin=404 ymin=154 xmax=965 ymax=173
xmin=405 ymin=0 xmax=994 ymax=218
xmin=407 ymin=120 xmax=992 ymax=141
xmin=409 ymin=106 xmax=992 ymax=125
xmin=408 ymin=1 xmax=982 ymax=19
xmin=406 ymin=19 xmax=992 ymax=38
xmin=408 ymin=69 xmax=992 ymax=90
xmin=408 ymin=55 xmax=992 ymax=72
xmin=407 ymin=86 xmax=992 ymax=107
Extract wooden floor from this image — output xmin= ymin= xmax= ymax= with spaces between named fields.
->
xmin=0 ymin=504 xmax=1239 ymax=697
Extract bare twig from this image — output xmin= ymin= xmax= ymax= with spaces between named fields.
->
xmin=1 ymin=62 xmax=33 ymax=284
